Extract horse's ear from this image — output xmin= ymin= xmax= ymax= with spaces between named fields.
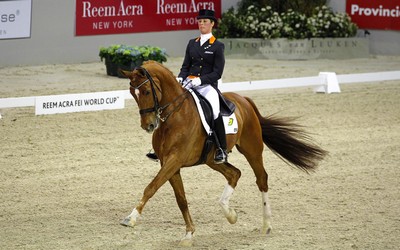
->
xmin=119 ymin=69 xmax=133 ymax=78
xmin=135 ymin=68 xmax=146 ymax=77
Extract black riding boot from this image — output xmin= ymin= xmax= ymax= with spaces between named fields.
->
xmin=213 ymin=115 xmax=228 ymax=164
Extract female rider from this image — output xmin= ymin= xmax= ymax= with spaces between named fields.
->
xmin=147 ymin=9 xmax=228 ymax=164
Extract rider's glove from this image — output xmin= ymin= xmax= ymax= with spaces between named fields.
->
xmin=191 ymin=77 xmax=201 ymax=87
xmin=176 ymin=77 xmax=183 ymax=84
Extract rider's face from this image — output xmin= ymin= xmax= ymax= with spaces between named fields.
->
xmin=197 ymin=19 xmax=214 ymax=34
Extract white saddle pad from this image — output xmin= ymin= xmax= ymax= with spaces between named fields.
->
xmin=189 ymin=89 xmax=238 ymax=135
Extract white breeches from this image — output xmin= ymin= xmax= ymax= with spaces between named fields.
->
xmin=194 ymin=84 xmax=220 ymax=120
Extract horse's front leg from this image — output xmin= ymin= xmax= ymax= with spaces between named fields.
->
xmin=169 ymin=170 xmax=195 ymax=247
xmin=120 ymin=160 xmax=179 ymax=228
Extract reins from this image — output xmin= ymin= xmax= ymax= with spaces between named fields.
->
xmin=130 ymin=66 xmax=190 ymax=123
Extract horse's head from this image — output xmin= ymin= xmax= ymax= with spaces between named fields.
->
xmin=123 ymin=64 xmax=163 ymax=133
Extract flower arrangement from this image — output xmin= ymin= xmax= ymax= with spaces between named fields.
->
xmin=99 ymin=44 xmax=168 ymax=77
xmin=99 ymin=44 xmax=167 ymax=65
xmin=307 ymin=6 xmax=358 ymax=38
xmin=214 ymin=4 xmax=357 ymax=39
xmin=243 ymin=6 xmax=284 ymax=39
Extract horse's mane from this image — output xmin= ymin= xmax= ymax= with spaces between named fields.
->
xmin=143 ymin=60 xmax=176 ymax=80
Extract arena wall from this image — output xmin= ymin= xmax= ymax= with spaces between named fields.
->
xmin=0 ymin=0 xmax=398 ymax=67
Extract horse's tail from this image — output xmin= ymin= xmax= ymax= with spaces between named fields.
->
xmin=245 ymin=97 xmax=328 ymax=173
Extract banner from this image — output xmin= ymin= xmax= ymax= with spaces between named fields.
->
xmin=0 ymin=0 xmax=32 ymax=39
xmin=75 ymin=0 xmax=221 ymax=36
xmin=346 ymin=0 xmax=400 ymax=31
xmin=35 ymin=91 xmax=125 ymax=115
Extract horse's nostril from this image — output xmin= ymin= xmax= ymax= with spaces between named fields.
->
xmin=148 ymin=124 xmax=154 ymax=131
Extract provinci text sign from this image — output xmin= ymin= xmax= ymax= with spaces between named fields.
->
xmin=220 ymin=38 xmax=369 ymax=60
xmin=0 ymin=0 xmax=32 ymax=39
xmin=346 ymin=0 xmax=400 ymax=31
xmin=75 ymin=0 xmax=221 ymax=36
xmin=35 ymin=91 xmax=125 ymax=115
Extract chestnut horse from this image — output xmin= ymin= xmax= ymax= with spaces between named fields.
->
xmin=121 ymin=61 xmax=327 ymax=246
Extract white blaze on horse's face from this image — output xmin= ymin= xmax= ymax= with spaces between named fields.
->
xmin=134 ymin=89 xmax=140 ymax=100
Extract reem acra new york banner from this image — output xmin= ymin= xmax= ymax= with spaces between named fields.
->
xmin=75 ymin=0 xmax=221 ymax=36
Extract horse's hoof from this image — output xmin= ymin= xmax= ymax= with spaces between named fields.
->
xmin=178 ymin=238 xmax=193 ymax=247
xmin=120 ymin=216 xmax=136 ymax=227
xmin=261 ymin=225 xmax=272 ymax=235
xmin=226 ymin=208 xmax=238 ymax=224
xmin=178 ymin=232 xmax=194 ymax=247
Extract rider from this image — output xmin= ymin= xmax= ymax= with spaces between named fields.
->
xmin=147 ymin=9 xmax=228 ymax=164
xmin=178 ymin=9 xmax=227 ymax=164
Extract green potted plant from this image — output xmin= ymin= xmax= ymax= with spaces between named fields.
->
xmin=99 ymin=45 xmax=168 ymax=78
xmin=99 ymin=44 xmax=121 ymax=76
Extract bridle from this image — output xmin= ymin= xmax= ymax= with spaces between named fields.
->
xmin=129 ymin=66 xmax=189 ymax=123
xmin=130 ymin=67 xmax=160 ymax=116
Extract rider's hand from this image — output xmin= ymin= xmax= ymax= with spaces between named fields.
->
xmin=176 ymin=77 xmax=183 ymax=84
xmin=191 ymin=77 xmax=201 ymax=87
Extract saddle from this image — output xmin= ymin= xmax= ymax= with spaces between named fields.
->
xmin=189 ymin=89 xmax=236 ymax=165
xmin=190 ymin=89 xmax=235 ymax=132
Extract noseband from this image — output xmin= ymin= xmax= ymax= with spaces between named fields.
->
xmin=129 ymin=66 xmax=189 ymax=123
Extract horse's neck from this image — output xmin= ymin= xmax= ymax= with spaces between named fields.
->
xmin=160 ymin=77 xmax=185 ymax=104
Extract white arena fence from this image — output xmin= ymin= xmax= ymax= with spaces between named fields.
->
xmin=0 ymin=71 xmax=399 ymax=115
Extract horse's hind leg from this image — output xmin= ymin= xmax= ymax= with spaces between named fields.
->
xmin=207 ymin=162 xmax=241 ymax=224
xmin=237 ymin=145 xmax=272 ymax=234
xmin=169 ymin=171 xmax=195 ymax=247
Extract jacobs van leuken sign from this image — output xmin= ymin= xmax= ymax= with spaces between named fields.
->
xmin=221 ymin=38 xmax=369 ymax=60
xmin=75 ymin=0 xmax=221 ymax=36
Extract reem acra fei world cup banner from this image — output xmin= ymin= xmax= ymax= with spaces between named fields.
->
xmin=75 ymin=0 xmax=221 ymax=36
xmin=346 ymin=0 xmax=400 ymax=31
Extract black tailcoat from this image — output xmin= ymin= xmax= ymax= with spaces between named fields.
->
xmin=178 ymin=36 xmax=225 ymax=88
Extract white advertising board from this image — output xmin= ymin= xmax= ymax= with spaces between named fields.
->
xmin=0 ymin=0 xmax=32 ymax=39
xmin=35 ymin=90 xmax=125 ymax=115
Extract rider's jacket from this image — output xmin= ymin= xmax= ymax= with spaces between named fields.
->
xmin=178 ymin=36 xmax=225 ymax=88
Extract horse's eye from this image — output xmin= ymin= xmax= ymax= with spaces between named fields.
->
xmin=143 ymin=90 xmax=150 ymax=96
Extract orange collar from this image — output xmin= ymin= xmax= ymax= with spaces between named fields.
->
xmin=195 ymin=35 xmax=216 ymax=44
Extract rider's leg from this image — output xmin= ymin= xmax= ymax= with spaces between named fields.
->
xmin=196 ymin=85 xmax=227 ymax=164
xmin=213 ymin=115 xmax=228 ymax=164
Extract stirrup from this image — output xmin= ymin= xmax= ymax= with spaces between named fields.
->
xmin=214 ymin=148 xmax=227 ymax=164
xmin=146 ymin=152 xmax=159 ymax=162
